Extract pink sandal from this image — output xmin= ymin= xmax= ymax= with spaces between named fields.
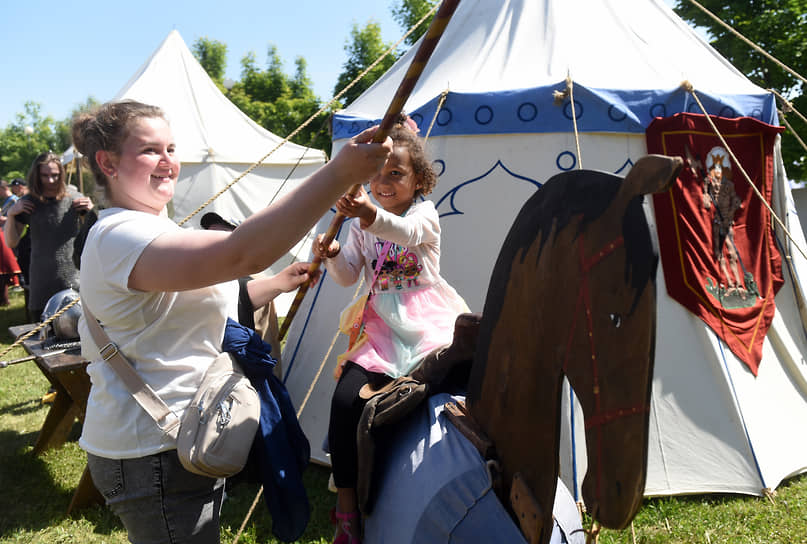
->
xmin=330 ymin=508 xmax=362 ymax=544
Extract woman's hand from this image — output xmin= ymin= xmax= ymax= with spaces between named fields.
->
xmin=72 ymin=196 xmax=94 ymax=212
xmin=7 ymin=198 xmax=33 ymax=218
xmin=312 ymin=233 xmax=341 ymax=260
xmin=245 ymin=262 xmax=321 ymax=308
xmin=328 ymin=126 xmax=393 ymax=189
xmin=335 ymin=185 xmax=377 ymax=229
xmin=274 ymin=261 xmax=320 ymax=293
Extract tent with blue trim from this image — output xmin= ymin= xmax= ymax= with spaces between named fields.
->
xmin=283 ymin=0 xmax=807 ymax=499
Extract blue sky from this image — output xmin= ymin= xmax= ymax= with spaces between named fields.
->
xmin=1 ymin=0 xmax=686 ymax=129
xmin=0 ymin=0 xmax=402 ymax=127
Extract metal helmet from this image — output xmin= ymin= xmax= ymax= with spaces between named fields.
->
xmin=40 ymin=289 xmax=82 ymax=341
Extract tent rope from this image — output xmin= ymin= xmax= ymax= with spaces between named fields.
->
xmin=553 ymin=76 xmax=584 ymax=169
xmin=567 ymin=76 xmax=583 ymax=169
xmin=424 ymin=89 xmax=450 ymax=140
xmin=0 ymin=298 xmax=80 ymax=362
xmin=230 ymin=6 xmax=442 ymax=542
xmin=770 ymin=88 xmax=807 ymax=127
xmin=778 ymin=111 xmax=807 ymax=156
xmin=683 ymin=81 xmax=807 ymax=263
xmin=295 ymin=276 xmax=365 ymax=419
xmin=683 ymin=0 xmax=807 ymax=87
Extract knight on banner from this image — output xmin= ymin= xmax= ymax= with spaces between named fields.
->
xmin=647 ymin=113 xmax=784 ymax=375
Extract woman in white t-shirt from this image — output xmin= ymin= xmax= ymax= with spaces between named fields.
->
xmin=71 ymin=100 xmax=392 ymax=544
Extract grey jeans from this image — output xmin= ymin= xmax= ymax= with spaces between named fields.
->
xmin=87 ymin=450 xmax=224 ymax=544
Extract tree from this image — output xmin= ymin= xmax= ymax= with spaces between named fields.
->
xmin=190 ymin=39 xmax=330 ymax=152
xmin=392 ymin=0 xmax=438 ymax=46
xmin=673 ymin=0 xmax=807 ymax=180
xmin=192 ymin=37 xmax=227 ymax=84
xmin=226 ymin=46 xmax=330 ymax=151
xmin=333 ymin=22 xmax=398 ymax=108
xmin=0 ymin=102 xmax=70 ymax=180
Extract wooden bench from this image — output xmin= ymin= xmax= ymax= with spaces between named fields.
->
xmin=8 ymin=324 xmax=103 ymax=514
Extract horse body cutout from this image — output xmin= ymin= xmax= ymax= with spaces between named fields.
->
xmin=466 ymin=155 xmax=683 ymax=542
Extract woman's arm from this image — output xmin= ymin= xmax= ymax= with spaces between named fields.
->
xmin=245 ymin=262 xmax=319 ymax=308
xmin=3 ymin=198 xmax=33 ymax=249
xmin=128 ymin=128 xmax=392 ymax=293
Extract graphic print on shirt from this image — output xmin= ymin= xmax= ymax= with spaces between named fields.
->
xmin=372 ymin=239 xmax=422 ymax=291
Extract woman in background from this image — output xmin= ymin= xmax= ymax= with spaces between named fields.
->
xmin=4 ymin=152 xmax=93 ymax=319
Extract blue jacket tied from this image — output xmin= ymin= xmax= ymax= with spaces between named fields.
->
xmin=222 ymin=318 xmax=310 ymax=542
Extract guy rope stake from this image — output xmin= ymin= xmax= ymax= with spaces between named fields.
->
xmin=278 ymin=0 xmax=462 ymax=341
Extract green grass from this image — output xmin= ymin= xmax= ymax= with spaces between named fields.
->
xmin=0 ymin=289 xmax=805 ymax=543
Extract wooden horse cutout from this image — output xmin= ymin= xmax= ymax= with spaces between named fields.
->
xmin=465 ymin=154 xmax=683 ymax=543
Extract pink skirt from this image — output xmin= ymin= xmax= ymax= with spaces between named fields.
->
xmin=339 ymin=280 xmax=469 ymax=378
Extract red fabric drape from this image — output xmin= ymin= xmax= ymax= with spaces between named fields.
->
xmin=646 ymin=113 xmax=784 ymax=375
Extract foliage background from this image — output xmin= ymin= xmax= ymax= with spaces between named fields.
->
xmin=673 ymin=0 xmax=807 ymax=181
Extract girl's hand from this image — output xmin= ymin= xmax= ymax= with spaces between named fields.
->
xmin=7 ymin=198 xmax=33 ymax=218
xmin=275 ymin=261 xmax=320 ymax=292
xmin=72 ymin=196 xmax=94 ymax=212
xmin=335 ymin=185 xmax=377 ymax=229
xmin=312 ymin=233 xmax=341 ymax=259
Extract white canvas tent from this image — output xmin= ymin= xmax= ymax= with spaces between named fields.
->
xmin=283 ymin=0 xmax=807 ymax=499
xmin=69 ymin=31 xmax=327 ymax=305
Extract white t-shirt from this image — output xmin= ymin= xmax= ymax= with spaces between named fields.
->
xmin=78 ymin=208 xmax=238 ymax=459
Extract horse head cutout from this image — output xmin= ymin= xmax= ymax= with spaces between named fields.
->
xmin=465 ymin=154 xmax=683 ymax=542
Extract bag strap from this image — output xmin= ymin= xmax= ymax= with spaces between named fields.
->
xmin=369 ymin=240 xmax=394 ymax=294
xmin=81 ymin=300 xmax=180 ymax=438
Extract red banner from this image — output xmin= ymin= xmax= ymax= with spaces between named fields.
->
xmin=646 ymin=113 xmax=784 ymax=375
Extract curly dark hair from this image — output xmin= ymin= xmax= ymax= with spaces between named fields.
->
xmin=389 ymin=113 xmax=438 ymax=198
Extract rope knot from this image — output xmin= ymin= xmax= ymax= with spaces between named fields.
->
xmin=681 ymin=80 xmax=694 ymax=93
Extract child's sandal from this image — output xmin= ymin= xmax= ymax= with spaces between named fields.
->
xmin=330 ymin=508 xmax=362 ymax=544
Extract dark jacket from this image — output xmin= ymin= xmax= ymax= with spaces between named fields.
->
xmin=222 ymin=318 xmax=310 ymax=543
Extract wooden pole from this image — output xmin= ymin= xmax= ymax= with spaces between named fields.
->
xmin=77 ymin=156 xmax=84 ymax=194
xmin=278 ymin=0 xmax=461 ymax=341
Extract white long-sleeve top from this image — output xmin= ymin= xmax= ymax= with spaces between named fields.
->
xmin=325 ymin=200 xmax=443 ymax=293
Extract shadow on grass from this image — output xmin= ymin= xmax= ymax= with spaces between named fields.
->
xmin=0 ymin=396 xmax=43 ymax=418
xmin=0 ymin=422 xmax=124 ymax=540
xmin=0 ymin=429 xmax=80 ymax=537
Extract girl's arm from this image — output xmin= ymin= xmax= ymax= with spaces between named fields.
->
xmin=128 ymin=127 xmax=392 ymax=293
xmin=314 ymin=221 xmax=364 ymax=287
xmin=365 ymin=201 xmax=440 ymax=248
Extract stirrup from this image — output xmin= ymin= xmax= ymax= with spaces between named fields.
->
xmin=330 ymin=508 xmax=362 ymax=544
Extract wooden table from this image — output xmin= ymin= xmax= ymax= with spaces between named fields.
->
xmin=8 ymin=324 xmax=103 ymax=514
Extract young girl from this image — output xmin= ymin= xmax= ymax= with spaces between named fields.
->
xmin=313 ymin=115 xmax=468 ymax=544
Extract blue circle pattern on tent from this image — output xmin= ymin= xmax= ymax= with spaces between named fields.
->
xmin=332 ymin=82 xmax=778 ymax=140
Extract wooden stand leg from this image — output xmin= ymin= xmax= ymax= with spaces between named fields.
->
xmin=67 ymin=465 xmax=104 ymax=515
xmin=32 ymin=390 xmax=80 ymax=455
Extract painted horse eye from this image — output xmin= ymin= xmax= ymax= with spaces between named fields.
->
xmin=610 ymin=313 xmax=622 ymax=328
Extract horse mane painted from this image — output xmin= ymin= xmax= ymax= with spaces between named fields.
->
xmin=468 ymin=169 xmax=658 ymax=402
